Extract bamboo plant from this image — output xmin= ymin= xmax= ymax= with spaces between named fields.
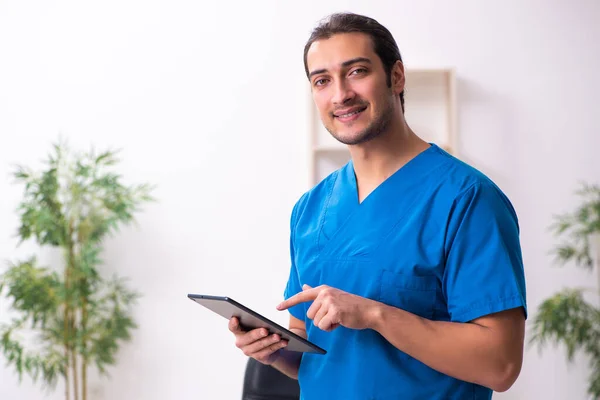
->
xmin=530 ymin=182 xmax=600 ymax=398
xmin=0 ymin=141 xmax=154 ymax=400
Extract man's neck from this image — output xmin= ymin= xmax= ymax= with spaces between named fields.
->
xmin=348 ymin=121 xmax=429 ymax=203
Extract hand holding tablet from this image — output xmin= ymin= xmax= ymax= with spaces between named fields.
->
xmin=228 ymin=315 xmax=289 ymax=366
xmin=187 ymin=294 xmax=326 ymax=355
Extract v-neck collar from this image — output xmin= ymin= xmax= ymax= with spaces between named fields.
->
xmin=318 ymin=143 xmax=442 ymax=249
xmin=346 ymin=143 xmax=438 ymax=206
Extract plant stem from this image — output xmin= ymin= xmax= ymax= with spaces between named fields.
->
xmin=64 ymin=253 xmax=71 ymax=400
xmin=64 ymin=337 xmax=70 ymax=400
xmin=66 ymin=220 xmax=76 ymax=400
xmin=81 ymin=291 xmax=88 ymax=400
xmin=82 ymin=359 xmax=87 ymax=400
xmin=71 ymin=326 xmax=79 ymax=400
xmin=64 ymin=311 xmax=71 ymax=400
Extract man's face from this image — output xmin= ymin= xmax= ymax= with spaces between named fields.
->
xmin=306 ymin=32 xmax=400 ymax=146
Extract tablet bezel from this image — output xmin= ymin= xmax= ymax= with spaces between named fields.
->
xmin=187 ymin=294 xmax=326 ymax=354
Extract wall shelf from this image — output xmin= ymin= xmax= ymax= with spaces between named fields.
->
xmin=308 ymin=67 xmax=458 ymax=186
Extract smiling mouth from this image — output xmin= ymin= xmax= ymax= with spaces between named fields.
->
xmin=334 ymin=106 xmax=368 ymax=119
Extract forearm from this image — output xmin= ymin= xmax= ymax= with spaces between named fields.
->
xmin=270 ymin=328 xmax=305 ymax=379
xmin=369 ymin=304 xmax=522 ymax=392
xmin=271 ymin=349 xmax=302 ymax=379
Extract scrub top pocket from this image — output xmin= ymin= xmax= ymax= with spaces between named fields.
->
xmin=379 ymin=270 xmax=438 ymax=319
xmin=316 ymin=257 xmax=384 ymax=302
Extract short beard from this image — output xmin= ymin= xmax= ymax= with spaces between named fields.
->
xmin=326 ymin=100 xmax=394 ymax=146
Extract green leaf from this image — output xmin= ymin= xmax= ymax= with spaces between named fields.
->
xmin=529 ymin=288 xmax=600 ymax=396
xmin=548 ymin=183 xmax=600 ymax=269
xmin=1 ymin=139 xmax=154 ymax=395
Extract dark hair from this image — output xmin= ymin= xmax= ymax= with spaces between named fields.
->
xmin=303 ymin=12 xmax=405 ymax=112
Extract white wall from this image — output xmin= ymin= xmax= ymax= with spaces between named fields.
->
xmin=1 ymin=0 xmax=599 ymax=399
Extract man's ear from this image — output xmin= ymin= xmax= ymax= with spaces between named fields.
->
xmin=391 ymin=60 xmax=405 ymax=95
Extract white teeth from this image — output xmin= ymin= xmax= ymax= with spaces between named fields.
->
xmin=339 ymin=110 xmax=361 ymax=118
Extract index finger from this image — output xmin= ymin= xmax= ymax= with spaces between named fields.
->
xmin=276 ymin=288 xmax=319 ymax=311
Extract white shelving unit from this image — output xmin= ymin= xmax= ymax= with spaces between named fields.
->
xmin=308 ymin=68 xmax=458 ymax=186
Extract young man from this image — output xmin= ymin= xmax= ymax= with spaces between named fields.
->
xmin=230 ymin=12 xmax=527 ymax=399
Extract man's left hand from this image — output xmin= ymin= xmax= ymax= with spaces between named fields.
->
xmin=277 ymin=284 xmax=380 ymax=332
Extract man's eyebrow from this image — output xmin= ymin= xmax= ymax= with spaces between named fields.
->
xmin=341 ymin=57 xmax=372 ymax=68
xmin=308 ymin=57 xmax=373 ymax=79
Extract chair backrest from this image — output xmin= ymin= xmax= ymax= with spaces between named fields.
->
xmin=241 ymin=358 xmax=300 ymax=400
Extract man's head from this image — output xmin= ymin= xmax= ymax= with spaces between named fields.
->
xmin=304 ymin=13 xmax=405 ymax=145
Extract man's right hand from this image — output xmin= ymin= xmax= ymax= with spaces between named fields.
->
xmin=229 ymin=317 xmax=289 ymax=365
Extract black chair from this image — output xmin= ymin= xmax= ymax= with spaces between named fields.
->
xmin=241 ymin=358 xmax=300 ymax=400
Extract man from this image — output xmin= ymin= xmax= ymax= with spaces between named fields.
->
xmin=230 ymin=12 xmax=527 ymax=400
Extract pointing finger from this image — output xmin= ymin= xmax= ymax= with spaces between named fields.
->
xmin=277 ymin=288 xmax=320 ymax=310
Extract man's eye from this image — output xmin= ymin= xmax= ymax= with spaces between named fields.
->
xmin=315 ymin=78 xmax=328 ymax=86
xmin=351 ymin=68 xmax=367 ymax=75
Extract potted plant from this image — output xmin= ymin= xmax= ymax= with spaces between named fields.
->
xmin=530 ymin=182 xmax=600 ymax=398
xmin=0 ymin=140 xmax=154 ymax=400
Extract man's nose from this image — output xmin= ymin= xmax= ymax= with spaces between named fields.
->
xmin=332 ymin=79 xmax=355 ymax=105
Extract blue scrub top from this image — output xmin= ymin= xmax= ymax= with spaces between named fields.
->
xmin=284 ymin=144 xmax=527 ymax=400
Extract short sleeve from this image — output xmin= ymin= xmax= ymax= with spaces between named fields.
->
xmin=283 ymin=200 xmax=306 ymax=321
xmin=443 ymin=181 xmax=527 ymax=323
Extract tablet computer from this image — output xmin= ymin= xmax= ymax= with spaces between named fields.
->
xmin=187 ymin=294 xmax=326 ymax=354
